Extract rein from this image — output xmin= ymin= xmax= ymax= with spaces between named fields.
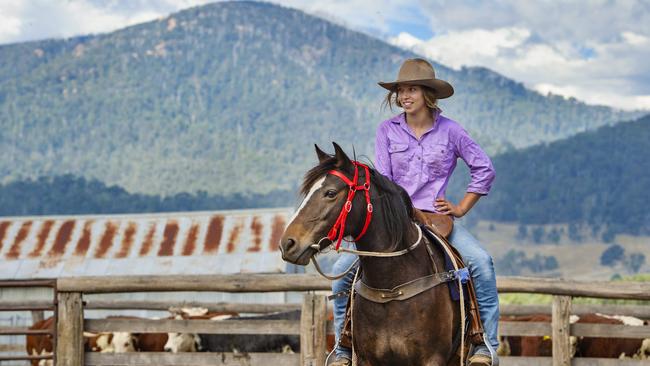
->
xmin=310 ymin=220 xmax=424 ymax=280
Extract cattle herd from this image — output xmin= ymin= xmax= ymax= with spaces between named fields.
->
xmin=497 ymin=313 xmax=650 ymax=360
xmin=22 ymin=309 xmax=650 ymax=365
xmin=25 ymin=308 xmax=300 ymax=366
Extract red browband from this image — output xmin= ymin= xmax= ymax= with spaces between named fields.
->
xmin=327 ymin=161 xmax=373 ymax=250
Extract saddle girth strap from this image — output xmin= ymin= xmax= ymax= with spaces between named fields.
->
xmin=353 ymin=271 xmax=457 ymax=303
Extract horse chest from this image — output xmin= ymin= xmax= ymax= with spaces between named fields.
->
xmin=352 ymin=291 xmax=455 ymax=364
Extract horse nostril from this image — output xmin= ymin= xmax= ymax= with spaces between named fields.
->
xmin=283 ymin=237 xmax=297 ymax=252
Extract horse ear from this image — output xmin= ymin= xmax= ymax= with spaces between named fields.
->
xmin=314 ymin=144 xmax=330 ymax=163
xmin=332 ymin=142 xmax=352 ymax=168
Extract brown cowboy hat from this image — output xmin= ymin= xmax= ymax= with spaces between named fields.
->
xmin=378 ymin=58 xmax=454 ymax=99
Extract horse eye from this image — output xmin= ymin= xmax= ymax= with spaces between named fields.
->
xmin=325 ymin=189 xmax=337 ymax=198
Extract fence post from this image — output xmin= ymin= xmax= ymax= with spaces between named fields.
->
xmin=300 ymin=293 xmax=327 ymax=366
xmin=552 ymin=295 xmax=572 ymax=366
xmin=56 ymin=292 xmax=83 ymax=366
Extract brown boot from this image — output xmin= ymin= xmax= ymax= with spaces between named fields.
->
xmin=468 ymin=353 xmax=492 ymax=366
xmin=328 ymin=356 xmax=352 ymax=366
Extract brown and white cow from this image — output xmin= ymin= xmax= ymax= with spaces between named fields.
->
xmin=26 ymin=317 xmax=55 ymax=366
xmin=574 ymin=313 xmax=648 ymax=359
xmin=163 ymin=309 xmax=238 ymax=352
xmin=498 ymin=314 xmax=579 ymax=357
xmin=500 ymin=313 xmax=648 ymax=359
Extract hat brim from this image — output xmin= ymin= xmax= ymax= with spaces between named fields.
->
xmin=378 ymin=78 xmax=454 ymax=99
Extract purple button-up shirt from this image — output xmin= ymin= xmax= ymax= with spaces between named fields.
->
xmin=375 ymin=111 xmax=495 ymax=212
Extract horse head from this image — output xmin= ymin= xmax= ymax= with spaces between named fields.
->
xmin=280 ymin=142 xmax=373 ymax=265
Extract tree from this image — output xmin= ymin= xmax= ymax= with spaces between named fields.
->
xmin=546 ymin=228 xmax=561 ymax=244
xmin=600 ymin=244 xmax=625 ymax=266
xmin=516 ymin=224 xmax=528 ymax=241
xmin=532 ymin=226 xmax=545 ymax=244
xmin=568 ymin=222 xmax=583 ymax=242
xmin=626 ymin=252 xmax=646 ymax=273
xmin=544 ymin=256 xmax=559 ymax=270
xmin=601 ymin=228 xmax=616 ymax=243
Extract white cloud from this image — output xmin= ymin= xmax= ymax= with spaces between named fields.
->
xmin=389 ymin=24 xmax=650 ymax=111
xmin=268 ymin=0 xmax=416 ymax=36
xmin=621 ymin=31 xmax=648 ymax=46
xmin=0 ymin=3 xmax=24 ymax=43
xmin=389 ymin=27 xmax=530 ymax=69
xmin=0 ymin=0 xmax=212 ymax=45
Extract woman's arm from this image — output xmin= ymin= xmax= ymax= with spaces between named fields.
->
xmin=436 ymin=127 xmax=495 ymax=217
xmin=435 ymin=192 xmax=481 ymax=217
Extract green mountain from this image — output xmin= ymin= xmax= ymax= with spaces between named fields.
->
xmin=0 ymin=1 xmax=639 ymax=196
xmin=461 ymin=114 xmax=650 ymax=236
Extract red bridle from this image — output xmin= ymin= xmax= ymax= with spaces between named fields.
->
xmin=327 ymin=161 xmax=373 ymax=250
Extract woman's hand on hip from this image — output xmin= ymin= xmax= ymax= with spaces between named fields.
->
xmin=434 ymin=198 xmax=465 ymax=218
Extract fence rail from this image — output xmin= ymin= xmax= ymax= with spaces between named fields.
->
xmin=83 ymin=300 xmax=301 ymax=313
xmin=57 ymin=274 xmax=650 ymax=298
xmin=2 ymin=275 xmax=650 ymax=366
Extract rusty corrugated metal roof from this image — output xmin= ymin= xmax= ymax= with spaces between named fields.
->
xmin=0 ymin=208 xmax=292 ymax=279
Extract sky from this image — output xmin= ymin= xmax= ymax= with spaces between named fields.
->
xmin=1 ymin=0 xmax=649 ymax=111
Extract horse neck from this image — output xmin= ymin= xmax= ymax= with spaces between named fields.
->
xmin=354 ymin=219 xmax=435 ymax=289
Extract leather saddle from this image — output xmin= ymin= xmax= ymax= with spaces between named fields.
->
xmin=413 ymin=209 xmax=454 ymax=238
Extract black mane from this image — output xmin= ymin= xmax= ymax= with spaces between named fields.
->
xmin=300 ymin=156 xmax=414 ymax=250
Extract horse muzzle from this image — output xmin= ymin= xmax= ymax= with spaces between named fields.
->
xmin=279 ymin=236 xmax=315 ymax=265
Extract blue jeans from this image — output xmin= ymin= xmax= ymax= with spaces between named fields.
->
xmin=331 ymin=223 xmax=499 ymax=358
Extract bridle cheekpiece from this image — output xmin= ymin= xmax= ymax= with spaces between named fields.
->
xmin=326 ymin=161 xmax=373 ymax=250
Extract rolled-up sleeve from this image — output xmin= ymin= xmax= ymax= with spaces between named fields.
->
xmin=375 ymin=123 xmax=392 ymax=180
xmin=456 ymin=129 xmax=495 ymax=195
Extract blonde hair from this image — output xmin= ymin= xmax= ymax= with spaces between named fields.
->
xmin=382 ymin=85 xmax=439 ymax=112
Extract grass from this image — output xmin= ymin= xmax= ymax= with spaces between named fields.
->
xmin=499 ymin=274 xmax=650 ymax=306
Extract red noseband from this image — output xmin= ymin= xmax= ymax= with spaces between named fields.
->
xmin=327 ymin=162 xmax=373 ymax=250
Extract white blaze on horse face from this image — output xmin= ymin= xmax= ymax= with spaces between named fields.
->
xmin=287 ymin=176 xmax=326 ymax=228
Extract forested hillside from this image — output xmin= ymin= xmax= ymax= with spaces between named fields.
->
xmin=462 ymin=114 xmax=650 ymax=236
xmin=0 ymin=175 xmax=295 ymax=216
xmin=0 ymin=1 xmax=638 ymax=196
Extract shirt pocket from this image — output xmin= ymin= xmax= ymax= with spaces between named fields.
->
xmin=423 ymin=142 xmax=453 ymax=179
xmin=388 ymin=143 xmax=413 ymax=179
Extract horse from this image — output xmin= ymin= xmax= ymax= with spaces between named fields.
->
xmin=280 ymin=142 xmax=464 ymax=366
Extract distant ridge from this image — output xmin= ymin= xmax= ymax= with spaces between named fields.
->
xmin=0 ymin=1 xmax=639 ymax=195
xmin=464 ymin=114 xmax=650 ymax=236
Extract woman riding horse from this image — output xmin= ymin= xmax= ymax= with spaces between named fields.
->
xmin=281 ymin=143 xmax=465 ymax=365
xmin=329 ymin=58 xmax=499 ymax=366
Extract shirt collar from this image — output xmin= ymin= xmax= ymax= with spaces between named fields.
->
xmin=390 ymin=109 xmax=442 ymax=125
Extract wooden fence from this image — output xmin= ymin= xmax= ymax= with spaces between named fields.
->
xmin=0 ymin=279 xmax=57 ymax=365
xmin=2 ymin=275 xmax=650 ymax=365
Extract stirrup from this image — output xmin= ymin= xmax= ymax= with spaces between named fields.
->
xmin=327 ymin=356 xmax=352 ymax=366
xmin=469 ymin=340 xmax=499 ymax=366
